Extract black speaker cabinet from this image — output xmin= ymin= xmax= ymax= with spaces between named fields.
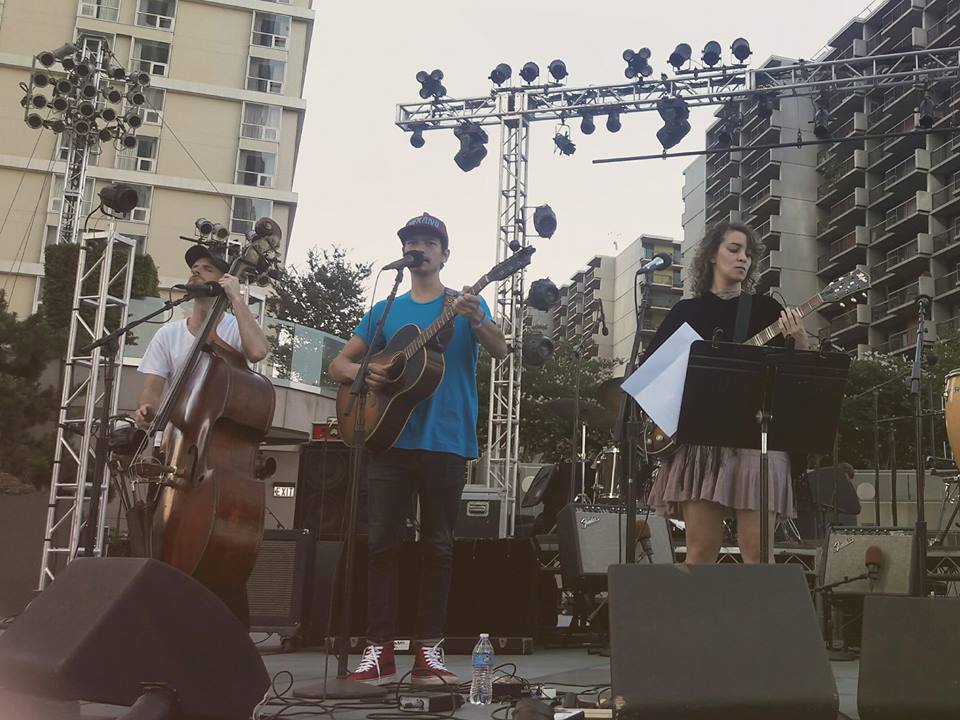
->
xmin=0 ymin=558 xmax=268 ymax=720
xmin=608 ymin=564 xmax=837 ymax=720
xmin=246 ymin=528 xmax=314 ymax=636
xmin=557 ymin=504 xmax=674 ymax=585
xmin=858 ymin=595 xmax=960 ymax=719
xmin=295 ymin=441 xmax=360 ymax=538
xmin=820 ymin=527 xmax=915 ymax=595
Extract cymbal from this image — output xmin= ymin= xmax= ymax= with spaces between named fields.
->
xmin=596 ymin=375 xmax=627 ymax=413
xmin=544 ymin=398 xmax=616 ymax=432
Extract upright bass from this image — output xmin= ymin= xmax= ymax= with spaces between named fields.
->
xmin=132 ymin=220 xmax=282 ymax=598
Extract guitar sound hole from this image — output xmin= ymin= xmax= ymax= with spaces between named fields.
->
xmin=386 ymin=354 xmax=405 ymax=381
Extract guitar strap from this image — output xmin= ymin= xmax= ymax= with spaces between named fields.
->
xmin=432 ymin=288 xmax=458 ymax=351
xmin=733 ymin=291 xmax=753 ymax=343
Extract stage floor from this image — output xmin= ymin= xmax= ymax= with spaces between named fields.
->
xmin=53 ymin=636 xmax=859 ymax=720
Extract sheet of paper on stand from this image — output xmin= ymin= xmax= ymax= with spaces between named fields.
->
xmin=620 ymin=322 xmax=702 ymax=436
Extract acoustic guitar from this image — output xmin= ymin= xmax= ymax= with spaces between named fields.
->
xmin=337 ymin=246 xmax=535 ymax=452
xmin=642 ymin=268 xmax=870 ymax=458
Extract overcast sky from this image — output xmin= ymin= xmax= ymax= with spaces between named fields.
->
xmin=289 ymin=0 xmax=873 ymax=302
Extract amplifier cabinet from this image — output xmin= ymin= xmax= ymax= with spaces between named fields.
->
xmin=820 ymin=526 xmax=915 ymax=596
xmin=246 ymin=529 xmax=314 ymax=636
xmin=558 ymin=504 xmax=674 ymax=585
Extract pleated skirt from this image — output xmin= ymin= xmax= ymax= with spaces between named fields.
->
xmin=647 ymin=444 xmax=796 ymax=519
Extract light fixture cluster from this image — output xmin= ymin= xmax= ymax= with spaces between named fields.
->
xmin=21 ymin=42 xmax=149 ymax=149
xmin=668 ymin=38 xmax=752 ymax=70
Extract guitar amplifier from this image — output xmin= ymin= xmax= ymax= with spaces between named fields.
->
xmin=820 ymin=526 xmax=915 ymax=596
xmin=246 ymin=529 xmax=314 ymax=636
xmin=558 ymin=504 xmax=674 ymax=585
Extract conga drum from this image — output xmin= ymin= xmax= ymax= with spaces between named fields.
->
xmin=944 ymin=369 xmax=960 ymax=461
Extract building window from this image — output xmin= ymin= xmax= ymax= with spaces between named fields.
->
xmin=673 ymin=268 xmax=683 ymax=288
xmin=77 ymin=32 xmax=114 ymax=58
xmin=247 ymin=57 xmax=285 ymax=94
xmin=231 ymin=196 xmax=273 ymax=235
xmin=241 ymin=103 xmax=281 ymax=141
xmin=125 ymin=184 xmax=152 ymax=223
xmin=236 ymin=150 xmax=276 ymax=188
xmin=49 ymin=175 xmax=95 ymax=217
xmin=79 ymin=0 xmax=120 ymax=22
xmin=116 ymin=135 xmax=158 ymax=172
xmin=643 ymin=245 xmax=654 ymax=260
xmin=44 ymin=225 xmax=59 ymax=247
xmin=251 ymin=12 xmax=291 ymax=50
xmin=136 ymin=0 xmax=177 ymax=30
xmin=128 ymin=87 xmax=165 ymax=125
xmin=132 ymin=38 xmax=171 ymax=77
xmin=121 ymin=233 xmax=147 ymax=255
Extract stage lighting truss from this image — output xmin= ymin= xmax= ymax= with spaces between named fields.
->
xmin=22 ymin=42 xmax=148 ymax=151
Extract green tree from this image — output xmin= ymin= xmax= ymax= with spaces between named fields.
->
xmin=267 ymin=246 xmax=372 ymax=338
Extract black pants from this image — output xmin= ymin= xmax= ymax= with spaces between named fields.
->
xmin=365 ymin=448 xmax=466 ymax=643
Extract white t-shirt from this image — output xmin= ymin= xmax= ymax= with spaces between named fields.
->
xmin=138 ymin=315 xmax=243 ymax=381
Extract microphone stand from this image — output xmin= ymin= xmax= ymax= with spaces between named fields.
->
xmin=569 ymin=302 xmax=607 ymax=504
xmin=79 ymin=293 xmax=196 ymax=558
xmin=909 ymin=295 xmax=929 ymax=596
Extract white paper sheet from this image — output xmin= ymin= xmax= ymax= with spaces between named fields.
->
xmin=620 ymin=322 xmax=702 ymax=436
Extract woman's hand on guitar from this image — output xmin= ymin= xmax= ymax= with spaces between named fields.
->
xmin=779 ymin=308 xmax=809 ymax=350
xmin=453 ymin=286 xmax=485 ymax=325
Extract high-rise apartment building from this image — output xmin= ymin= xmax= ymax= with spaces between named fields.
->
xmin=684 ymin=0 xmax=960 ymax=355
xmin=0 ymin=0 xmax=315 ymax=317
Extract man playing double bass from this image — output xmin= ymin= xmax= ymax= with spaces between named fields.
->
xmin=329 ymin=212 xmax=508 ymax=685
xmin=135 ymin=245 xmax=269 ymax=623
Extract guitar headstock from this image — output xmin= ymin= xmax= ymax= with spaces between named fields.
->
xmin=822 ymin=269 xmax=870 ymax=304
xmin=488 ymin=245 xmax=535 ymax=282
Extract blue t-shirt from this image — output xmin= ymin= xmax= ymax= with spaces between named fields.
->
xmin=353 ymin=290 xmax=493 ymax=459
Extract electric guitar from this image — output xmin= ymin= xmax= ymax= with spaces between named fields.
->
xmin=336 ymin=246 xmax=535 ymax=452
xmin=642 ymin=268 xmax=870 ymax=458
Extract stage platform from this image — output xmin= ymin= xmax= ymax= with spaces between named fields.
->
xmin=52 ymin=637 xmax=861 ymax=720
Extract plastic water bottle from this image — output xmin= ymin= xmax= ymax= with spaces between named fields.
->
xmin=468 ymin=633 xmax=494 ymax=705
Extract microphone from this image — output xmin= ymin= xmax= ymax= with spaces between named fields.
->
xmin=245 ymin=216 xmax=283 ymax=244
xmin=173 ymin=281 xmax=223 ymax=297
xmin=636 ymin=519 xmax=655 ymax=563
xmin=383 ymin=250 xmax=426 ymax=271
xmin=865 ymin=545 xmax=883 ymax=582
xmin=637 ymin=252 xmax=673 ymax=275
xmin=597 ymin=300 xmax=609 ymax=336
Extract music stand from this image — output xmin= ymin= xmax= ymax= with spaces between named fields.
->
xmin=676 ymin=341 xmax=850 ymax=562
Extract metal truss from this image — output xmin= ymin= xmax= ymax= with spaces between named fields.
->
xmin=396 ymin=45 xmax=960 ymax=537
xmin=40 ymin=228 xmax=135 ymax=590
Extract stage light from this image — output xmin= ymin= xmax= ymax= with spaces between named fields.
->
xmin=196 ymin=218 xmax=215 ymax=235
xmin=98 ymin=127 xmax=113 ymax=142
xmin=74 ymin=118 xmax=91 ymax=135
xmin=25 ymin=113 xmax=43 ymax=129
xmin=580 ymin=113 xmax=595 ymax=135
xmin=489 ymin=63 xmax=512 ymax=86
xmin=47 ymin=119 xmax=65 ymax=133
xmin=55 ymin=79 xmax=73 ymax=95
xmin=100 ymin=184 xmax=139 ymax=214
xmin=410 ymin=128 xmax=425 ymax=148
xmin=623 ymin=48 xmax=652 ymax=80
xmin=702 ymin=41 xmax=722 ymax=67
xmin=101 ymin=107 xmax=117 ymax=122
xmin=52 ymin=96 xmax=68 ymax=112
xmin=918 ymin=94 xmax=935 ymax=129
xmin=75 ymin=61 xmax=92 ymax=78
xmin=32 ymin=72 xmax=50 ymax=88
xmin=37 ymin=51 xmax=56 ymax=67
xmin=36 ymin=44 xmax=75 ymax=68
xmin=127 ymin=88 xmax=146 ymax=106
xmin=656 ymin=96 xmax=691 ymax=150
xmin=105 ymin=88 xmax=123 ymax=103
xmin=528 ymin=278 xmax=561 ymax=311
xmin=120 ymin=134 xmax=138 ymax=149
xmin=522 ymin=332 xmax=554 ymax=367
xmin=453 ymin=121 xmax=488 ymax=172
xmin=668 ymin=43 xmax=692 ymax=70
xmin=416 ymin=69 xmax=446 ymax=99
xmin=606 ymin=111 xmax=622 ymax=133
xmin=78 ymin=100 xmax=96 ymax=116
xmin=716 ymin=107 xmax=742 ymax=147
xmin=813 ymin=107 xmax=831 ymax=139
xmin=111 ymin=67 xmax=127 ymax=81
xmin=60 ymin=56 xmax=76 ymax=72
xmin=520 ymin=62 xmax=540 ymax=84
xmin=128 ymin=71 xmax=151 ymax=86
xmin=533 ymin=205 xmax=558 ymax=238
xmin=553 ymin=131 xmax=576 ymax=156
xmin=731 ymin=38 xmax=752 ymax=62
xmin=210 ymin=224 xmax=230 ymax=241
xmin=548 ymin=59 xmax=568 ymax=82
xmin=755 ymin=93 xmax=774 ymax=120
xmin=30 ymin=95 xmax=47 ymax=109
xmin=81 ymin=83 xmax=98 ymax=99
xmin=125 ymin=112 xmax=143 ymax=129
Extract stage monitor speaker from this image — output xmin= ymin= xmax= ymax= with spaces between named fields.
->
xmin=247 ymin=528 xmax=314 ymax=635
xmin=608 ymin=564 xmax=837 ymax=720
xmin=557 ymin=504 xmax=673 ymax=585
xmin=858 ymin=595 xmax=960 ymax=719
xmin=295 ymin=440 xmax=360 ymax=538
xmin=820 ymin=527 xmax=915 ymax=595
xmin=0 ymin=558 xmax=269 ymax=720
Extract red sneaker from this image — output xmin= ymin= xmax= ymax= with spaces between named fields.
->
xmin=411 ymin=640 xmax=460 ymax=686
xmin=346 ymin=642 xmax=396 ymax=684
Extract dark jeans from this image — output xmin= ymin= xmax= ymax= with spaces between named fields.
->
xmin=365 ymin=448 xmax=466 ymax=643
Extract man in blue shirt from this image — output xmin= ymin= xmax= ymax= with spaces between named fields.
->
xmin=329 ymin=213 xmax=508 ymax=685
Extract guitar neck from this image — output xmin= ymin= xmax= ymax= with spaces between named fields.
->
xmin=744 ymin=294 xmax=823 ymax=347
xmin=403 ymin=275 xmax=489 ymax=358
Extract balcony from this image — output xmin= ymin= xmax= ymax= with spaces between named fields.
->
xmin=929 ymin=135 xmax=960 ymax=176
xmin=743 ymin=179 xmax=781 ymax=220
xmin=755 ymin=250 xmax=781 ymax=292
xmin=879 ymin=1 xmax=924 ymax=42
xmin=885 ymin=150 xmax=929 ymax=194
xmin=935 ymin=269 xmax=960 ymax=301
xmin=871 ymin=192 xmax=932 ymax=248
xmin=827 ymin=304 xmax=871 ymax=344
xmin=817 ymin=226 xmax=869 ymax=274
xmin=756 ymin=215 xmax=782 ymax=248
xmin=932 ymin=182 xmax=960 ymax=217
xmin=870 ymin=234 xmax=932 ymax=284
xmin=871 ymin=276 xmax=935 ymax=325
xmin=875 ymin=323 xmax=930 ymax=355
xmin=707 ymin=148 xmax=741 ymax=174
xmin=817 ymin=188 xmax=868 ymax=241
xmin=741 ymin=151 xmax=781 ymax=190
xmin=706 ymin=178 xmax=742 ymax=223
xmin=818 ymin=150 xmax=867 ymax=206
xmin=825 ymin=90 xmax=866 ymax=121
xmin=705 ymin=158 xmax=741 ymax=195
xmin=881 ymin=115 xmax=925 ymax=163
xmin=926 ymin=4 xmax=960 ymax=47
xmin=936 ymin=312 xmax=960 ymax=341
xmin=933 ymin=224 xmax=960 ymax=261
xmin=741 ymin=114 xmax=781 ymax=148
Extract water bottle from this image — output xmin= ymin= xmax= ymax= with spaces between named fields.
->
xmin=468 ymin=633 xmax=494 ymax=705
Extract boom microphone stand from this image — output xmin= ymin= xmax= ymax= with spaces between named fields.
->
xmin=909 ymin=295 xmax=929 ymax=597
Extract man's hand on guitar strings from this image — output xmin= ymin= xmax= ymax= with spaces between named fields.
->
xmin=365 ymin=362 xmax=391 ymax=390
xmin=453 ymin=286 xmax=485 ymax=325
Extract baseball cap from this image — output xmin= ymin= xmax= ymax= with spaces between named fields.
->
xmin=397 ymin=212 xmax=449 ymax=249
xmin=184 ymin=244 xmax=230 ymax=273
